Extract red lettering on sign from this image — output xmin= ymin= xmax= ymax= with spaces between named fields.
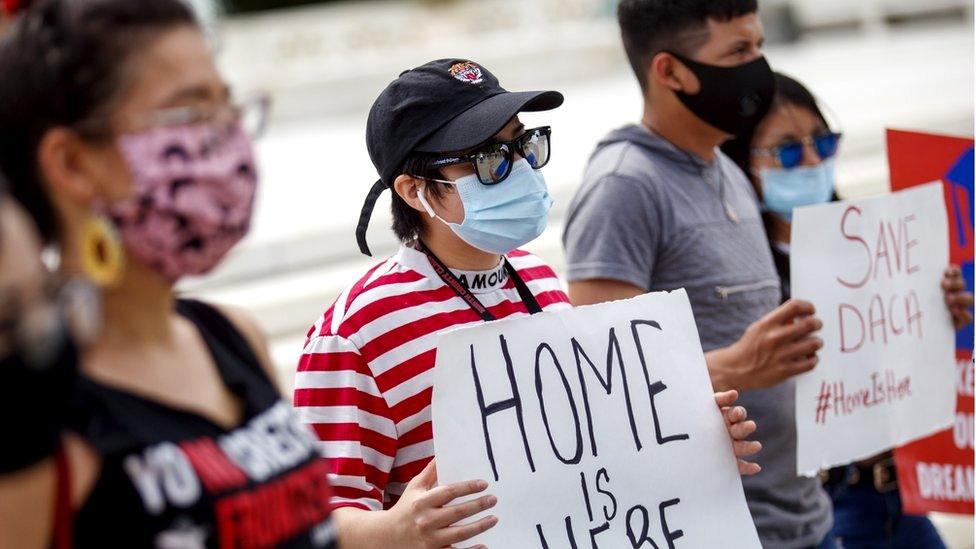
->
xmin=839 ymin=303 xmax=865 ymax=353
xmin=837 ymin=291 xmax=924 ymax=353
xmin=837 ymin=206 xmax=871 ymax=288
xmin=837 ymin=209 xmax=923 ymax=289
xmin=814 ymin=370 xmax=913 ymax=425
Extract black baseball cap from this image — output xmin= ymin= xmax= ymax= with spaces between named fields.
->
xmin=356 ymin=58 xmax=564 ymax=256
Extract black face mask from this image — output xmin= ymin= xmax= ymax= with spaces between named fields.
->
xmin=668 ymin=52 xmax=775 ymax=138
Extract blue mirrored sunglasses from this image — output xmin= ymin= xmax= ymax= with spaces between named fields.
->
xmin=753 ymin=132 xmax=842 ymax=169
xmin=428 ymin=126 xmax=552 ymax=185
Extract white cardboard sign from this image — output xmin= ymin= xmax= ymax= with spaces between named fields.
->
xmin=431 ymin=290 xmax=761 ymax=548
xmin=791 ymin=183 xmax=956 ymax=475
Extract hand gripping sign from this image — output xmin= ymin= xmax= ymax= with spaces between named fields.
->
xmin=791 ymin=183 xmax=956 ymax=476
xmin=431 ymin=290 xmax=761 ymax=548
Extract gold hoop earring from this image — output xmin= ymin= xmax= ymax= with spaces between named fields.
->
xmin=80 ymin=215 xmax=124 ymax=287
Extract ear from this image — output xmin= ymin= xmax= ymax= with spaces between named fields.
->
xmin=36 ymin=128 xmax=100 ymax=207
xmin=393 ymin=174 xmax=430 ymax=215
xmin=650 ymin=52 xmax=699 ymax=94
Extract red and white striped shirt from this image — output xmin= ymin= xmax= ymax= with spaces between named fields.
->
xmin=293 ymin=244 xmax=570 ymax=511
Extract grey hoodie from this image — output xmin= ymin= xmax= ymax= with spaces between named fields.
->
xmin=563 ymin=124 xmax=832 ymax=548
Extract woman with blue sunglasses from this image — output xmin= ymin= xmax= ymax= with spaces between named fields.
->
xmin=723 ymin=72 xmax=843 ymax=265
xmin=724 ymin=72 xmax=973 ymax=549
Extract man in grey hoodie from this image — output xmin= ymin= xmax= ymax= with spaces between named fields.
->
xmin=563 ymin=1 xmax=835 ymax=547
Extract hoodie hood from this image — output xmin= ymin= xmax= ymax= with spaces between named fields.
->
xmin=593 ymin=123 xmax=713 ymax=174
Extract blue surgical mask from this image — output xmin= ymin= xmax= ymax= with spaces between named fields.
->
xmin=759 ymin=158 xmax=836 ymax=221
xmin=418 ymin=158 xmax=553 ymax=254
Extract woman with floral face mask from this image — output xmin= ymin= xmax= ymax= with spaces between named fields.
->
xmin=723 ymin=72 xmax=974 ymax=549
xmin=0 ymin=1 xmax=337 ymax=547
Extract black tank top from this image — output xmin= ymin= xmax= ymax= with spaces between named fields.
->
xmin=67 ymin=299 xmax=337 ymax=549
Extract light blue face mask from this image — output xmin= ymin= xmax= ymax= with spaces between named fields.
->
xmin=418 ymin=158 xmax=553 ymax=254
xmin=759 ymin=158 xmax=836 ymax=221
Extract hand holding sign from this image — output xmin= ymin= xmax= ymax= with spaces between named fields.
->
xmin=716 ymin=390 xmax=763 ymax=475
xmin=384 ymin=460 xmax=497 ymax=549
xmin=432 ymin=290 xmax=762 ymax=548
xmin=711 ymin=300 xmax=823 ymax=392
xmin=942 ymin=265 xmax=974 ymax=329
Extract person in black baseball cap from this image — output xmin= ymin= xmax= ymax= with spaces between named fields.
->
xmin=356 ymin=58 xmax=564 ymax=257
xmin=296 ymin=58 xmax=574 ymax=547
xmin=294 ymin=59 xmax=762 ymax=548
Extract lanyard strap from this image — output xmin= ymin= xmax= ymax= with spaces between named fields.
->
xmin=54 ymin=444 xmax=73 ymax=549
xmin=416 ymin=241 xmax=543 ymax=321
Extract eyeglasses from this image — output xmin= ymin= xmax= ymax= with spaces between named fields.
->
xmin=752 ymin=132 xmax=842 ymax=169
xmin=430 ymin=126 xmax=552 ymax=185
xmin=74 ymin=93 xmax=272 ymax=140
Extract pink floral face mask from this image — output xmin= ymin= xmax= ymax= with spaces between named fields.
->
xmin=100 ymin=122 xmax=258 ymax=283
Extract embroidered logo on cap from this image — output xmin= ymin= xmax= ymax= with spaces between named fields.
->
xmin=449 ymin=62 xmax=484 ymax=84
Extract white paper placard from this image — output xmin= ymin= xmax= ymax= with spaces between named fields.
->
xmin=791 ymin=182 xmax=956 ymax=476
xmin=431 ymin=290 xmax=761 ymax=548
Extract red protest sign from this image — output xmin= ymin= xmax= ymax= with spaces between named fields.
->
xmin=888 ymin=129 xmax=974 ymax=516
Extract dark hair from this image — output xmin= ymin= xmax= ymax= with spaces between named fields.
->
xmin=0 ymin=0 xmax=197 ymax=242
xmin=721 ymin=72 xmax=830 ymax=177
xmin=617 ymin=0 xmax=758 ymax=91
xmin=390 ymin=154 xmax=452 ymax=243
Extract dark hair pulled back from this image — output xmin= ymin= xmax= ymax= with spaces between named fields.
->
xmin=0 ymin=0 xmax=197 ymax=242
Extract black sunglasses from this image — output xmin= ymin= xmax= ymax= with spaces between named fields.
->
xmin=753 ymin=132 xmax=842 ymax=169
xmin=430 ymin=126 xmax=552 ymax=185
